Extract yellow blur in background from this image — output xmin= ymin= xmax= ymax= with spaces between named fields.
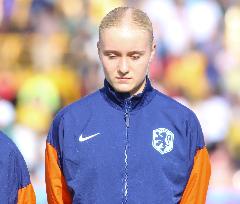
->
xmin=0 ymin=0 xmax=240 ymax=203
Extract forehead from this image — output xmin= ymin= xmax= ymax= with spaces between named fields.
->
xmin=100 ymin=25 xmax=152 ymax=50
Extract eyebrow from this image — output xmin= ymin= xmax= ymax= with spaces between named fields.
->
xmin=103 ymin=50 xmax=145 ymax=55
xmin=127 ymin=51 xmax=145 ymax=55
xmin=103 ymin=50 xmax=121 ymax=55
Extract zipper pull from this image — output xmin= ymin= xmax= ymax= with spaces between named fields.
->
xmin=124 ymin=99 xmax=131 ymax=128
xmin=124 ymin=112 xmax=130 ymax=127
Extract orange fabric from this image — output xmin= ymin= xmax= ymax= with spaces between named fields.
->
xmin=180 ymin=147 xmax=211 ymax=204
xmin=45 ymin=142 xmax=72 ymax=204
xmin=18 ymin=183 xmax=36 ymax=204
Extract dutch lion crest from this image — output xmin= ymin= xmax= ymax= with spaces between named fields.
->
xmin=152 ymin=128 xmax=174 ymax=155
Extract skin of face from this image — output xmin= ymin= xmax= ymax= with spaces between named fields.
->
xmin=98 ymin=24 xmax=156 ymax=96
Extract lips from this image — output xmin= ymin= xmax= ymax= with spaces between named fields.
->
xmin=116 ymin=77 xmax=131 ymax=79
xmin=116 ymin=77 xmax=132 ymax=83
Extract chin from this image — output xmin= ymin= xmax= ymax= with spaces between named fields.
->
xmin=113 ymin=85 xmax=132 ymax=93
xmin=115 ymin=88 xmax=132 ymax=93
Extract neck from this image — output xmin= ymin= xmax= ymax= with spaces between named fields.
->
xmin=101 ymin=76 xmax=155 ymax=111
xmin=129 ymin=78 xmax=147 ymax=96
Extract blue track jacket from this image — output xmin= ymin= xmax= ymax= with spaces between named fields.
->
xmin=46 ymin=77 xmax=211 ymax=204
xmin=0 ymin=131 xmax=36 ymax=203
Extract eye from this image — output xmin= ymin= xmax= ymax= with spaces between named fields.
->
xmin=107 ymin=54 xmax=117 ymax=59
xmin=131 ymin=55 xmax=140 ymax=60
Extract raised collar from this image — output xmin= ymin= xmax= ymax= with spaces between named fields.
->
xmin=100 ymin=77 xmax=156 ymax=111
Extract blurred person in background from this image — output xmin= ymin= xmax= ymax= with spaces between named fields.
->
xmin=1 ymin=0 xmax=240 ymax=203
xmin=0 ymin=131 xmax=36 ymax=203
xmin=45 ymin=6 xmax=210 ymax=204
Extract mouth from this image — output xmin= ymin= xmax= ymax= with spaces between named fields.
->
xmin=116 ymin=77 xmax=132 ymax=83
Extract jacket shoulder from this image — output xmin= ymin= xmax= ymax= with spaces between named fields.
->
xmin=0 ymin=131 xmax=19 ymax=156
xmin=154 ymin=90 xmax=194 ymax=115
xmin=154 ymin=90 xmax=205 ymax=148
xmin=47 ymin=90 xmax=102 ymax=147
xmin=54 ymin=90 xmax=101 ymax=120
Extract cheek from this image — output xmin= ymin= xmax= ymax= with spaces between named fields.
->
xmin=101 ymin=58 xmax=116 ymax=71
xmin=133 ymin=59 xmax=150 ymax=74
xmin=101 ymin=60 xmax=118 ymax=78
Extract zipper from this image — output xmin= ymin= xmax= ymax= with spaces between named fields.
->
xmin=122 ymin=99 xmax=131 ymax=204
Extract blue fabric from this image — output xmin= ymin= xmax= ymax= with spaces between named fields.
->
xmin=0 ymin=131 xmax=31 ymax=203
xmin=47 ymin=77 xmax=205 ymax=204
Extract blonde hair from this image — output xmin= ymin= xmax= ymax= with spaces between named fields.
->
xmin=99 ymin=7 xmax=153 ymax=43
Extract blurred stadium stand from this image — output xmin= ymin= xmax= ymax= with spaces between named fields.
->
xmin=0 ymin=0 xmax=240 ymax=203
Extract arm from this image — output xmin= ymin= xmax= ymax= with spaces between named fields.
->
xmin=179 ymin=111 xmax=211 ymax=204
xmin=8 ymin=147 xmax=36 ymax=203
xmin=45 ymin=142 xmax=72 ymax=204
xmin=45 ymin=116 xmax=72 ymax=204
xmin=18 ymin=183 xmax=36 ymax=204
xmin=180 ymin=146 xmax=211 ymax=204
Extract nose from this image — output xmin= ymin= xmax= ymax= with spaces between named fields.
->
xmin=117 ymin=58 xmax=129 ymax=75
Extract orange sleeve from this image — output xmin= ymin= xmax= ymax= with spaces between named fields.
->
xmin=45 ymin=142 xmax=72 ymax=204
xmin=180 ymin=147 xmax=211 ymax=204
xmin=18 ymin=183 xmax=36 ymax=204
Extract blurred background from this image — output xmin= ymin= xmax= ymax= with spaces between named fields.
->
xmin=0 ymin=0 xmax=240 ymax=203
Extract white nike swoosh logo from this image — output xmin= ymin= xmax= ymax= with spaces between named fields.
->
xmin=79 ymin=133 xmax=100 ymax=142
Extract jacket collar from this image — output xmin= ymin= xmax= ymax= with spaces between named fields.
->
xmin=100 ymin=76 xmax=156 ymax=111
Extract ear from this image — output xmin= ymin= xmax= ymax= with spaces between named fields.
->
xmin=150 ymin=43 xmax=156 ymax=62
xmin=97 ymin=41 xmax=100 ymax=53
xmin=97 ymin=41 xmax=100 ymax=49
xmin=97 ymin=41 xmax=101 ymax=57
